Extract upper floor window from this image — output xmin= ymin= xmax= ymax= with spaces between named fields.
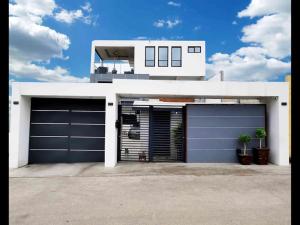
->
xmin=188 ymin=46 xmax=201 ymax=53
xmin=145 ymin=46 xmax=155 ymax=67
xmin=158 ymin=47 xmax=168 ymax=67
xmin=171 ymin=47 xmax=182 ymax=67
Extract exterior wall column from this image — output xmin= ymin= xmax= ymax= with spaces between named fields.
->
xmin=104 ymin=94 xmax=118 ymax=167
xmin=265 ymin=95 xmax=289 ymax=165
xmin=9 ymin=84 xmax=31 ymax=168
xmin=90 ymin=44 xmax=95 ymax=74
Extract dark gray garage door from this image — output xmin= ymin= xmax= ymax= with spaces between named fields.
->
xmin=186 ymin=104 xmax=266 ymax=163
xmin=29 ymin=98 xmax=105 ymax=164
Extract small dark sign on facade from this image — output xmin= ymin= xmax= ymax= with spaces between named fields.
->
xmin=281 ymin=102 xmax=287 ymax=106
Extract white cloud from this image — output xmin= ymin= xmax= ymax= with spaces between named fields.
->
xmin=9 ymin=16 xmax=70 ymax=63
xmin=153 ymin=19 xmax=181 ymax=28
xmin=134 ymin=36 xmax=148 ymax=40
xmin=54 ymin=2 xmax=97 ymax=25
xmin=237 ymin=0 xmax=290 ymax=18
xmin=168 ymin=1 xmax=181 ymax=7
xmin=166 ymin=19 xmax=181 ymax=28
xmin=9 ymin=0 xmax=90 ymax=83
xmin=54 ymin=9 xmax=83 ymax=24
xmin=193 ymin=25 xmax=201 ymax=31
xmin=9 ymin=0 xmax=56 ymax=24
xmin=241 ymin=13 xmax=291 ymax=59
xmin=207 ymin=0 xmax=291 ymax=81
xmin=153 ymin=19 xmax=165 ymax=28
xmin=207 ymin=47 xmax=290 ymax=81
xmin=10 ymin=59 xmax=89 ymax=82
xmin=81 ymin=2 xmax=92 ymax=13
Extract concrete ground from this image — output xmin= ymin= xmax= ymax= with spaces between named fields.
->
xmin=9 ymin=163 xmax=291 ymax=225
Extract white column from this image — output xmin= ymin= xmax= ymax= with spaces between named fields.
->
xmin=266 ymin=95 xmax=289 ymax=165
xmin=9 ymin=84 xmax=31 ymax=168
xmin=104 ymin=94 xmax=118 ymax=167
xmin=90 ymin=43 xmax=95 ymax=74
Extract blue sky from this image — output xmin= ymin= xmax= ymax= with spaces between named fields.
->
xmin=45 ymin=0 xmax=251 ymax=76
xmin=9 ymin=0 xmax=291 ymax=90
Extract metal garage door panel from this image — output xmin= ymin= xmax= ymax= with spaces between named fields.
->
xmin=188 ymin=150 xmax=237 ymax=163
xmin=70 ymin=137 xmax=105 ymax=150
xmin=71 ymin=112 xmax=105 ymax=124
xmin=68 ymin=151 xmax=105 ymax=163
xmin=30 ymin=111 xmax=69 ymax=123
xmin=30 ymin=137 xmax=68 ymax=149
xmin=188 ymin=117 xmax=265 ymax=127
xmin=29 ymin=150 xmax=68 ymax=163
xmin=31 ymin=98 xmax=72 ymax=110
xmin=29 ymin=98 xmax=106 ymax=164
xmin=30 ymin=124 xmax=69 ymax=136
xmin=188 ymin=105 xmax=265 ymax=116
xmin=188 ymin=127 xmax=263 ymax=138
xmin=70 ymin=125 xmax=105 ymax=137
xmin=187 ymin=104 xmax=266 ymax=163
xmin=188 ymin=138 xmax=261 ymax=150
xmin=70 ymin=99 xmax=105 ymax=111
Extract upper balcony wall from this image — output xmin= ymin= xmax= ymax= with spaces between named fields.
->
xmin=91 ymin=40 xmax=206 ymax=78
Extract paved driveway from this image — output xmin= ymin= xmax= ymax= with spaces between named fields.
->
xmin=9 ymin=163 xmax=291 ymax=225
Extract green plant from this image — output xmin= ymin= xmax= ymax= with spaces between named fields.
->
xmin=238 ymin=134 xmax=251 ymax=155
xmin=173 ymin=123 xmax=183 ymax=151
xmin=256 ymin=128 xmax=266 ymax=148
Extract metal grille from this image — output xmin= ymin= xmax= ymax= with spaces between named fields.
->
xmin=119 ymin=104 xmax=185 ymax=162
xmin=120 ymin=106 xmax=150 ymax=161
xmin=150 ymin=108 xmax=184 ymax=162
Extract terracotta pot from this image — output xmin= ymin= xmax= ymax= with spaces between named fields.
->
xmin=253 ymin=148 xmax=269 ymax=165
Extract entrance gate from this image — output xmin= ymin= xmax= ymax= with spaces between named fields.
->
xmin=118 ymin=105 xmax=185 ymax=162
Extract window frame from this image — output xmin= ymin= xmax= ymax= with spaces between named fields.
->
xmin=171 ymin=46 xmax=182 ymax=67
xmin=158 ymin=46 xmax=169 ymax=67
xmin=188 ymin=46 xmax=201 ymax=53
xmin=145 ymin=46 xmax=155 ymax=67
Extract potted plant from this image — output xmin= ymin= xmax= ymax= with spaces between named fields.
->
xmin=237 ymin=134 xmax=252 ymax=165
xmin=253 ymin=128 xmax=269 ymax=165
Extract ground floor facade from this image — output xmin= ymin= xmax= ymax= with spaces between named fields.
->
xmin=9 ymin=80 xmax=289 ymax=168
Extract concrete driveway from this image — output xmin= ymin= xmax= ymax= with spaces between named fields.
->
xmin=9 ymin=163 xmax=291 ymax=225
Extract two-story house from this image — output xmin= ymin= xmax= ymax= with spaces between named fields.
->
xmin=9 ymin=40 xmax=289 ymax=168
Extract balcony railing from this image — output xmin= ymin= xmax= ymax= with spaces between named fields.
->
xmin=90 ymin=73 xmax=149 ymax=83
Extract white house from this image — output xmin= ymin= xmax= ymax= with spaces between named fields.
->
xmin=9 ymin=40 xmax=289 ymax=168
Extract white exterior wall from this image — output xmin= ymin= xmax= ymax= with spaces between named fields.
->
xmin=91 ymin=40 xmax=205 ymax=78
xmin=264 ymin=95 xmax=289 ymax=165
xmin=104 ymin=94 xmax=118 ymax=167
xmin=10 ymin=80 xmax=289 ymax=168
xmin=9 ymin=84 xmax=31 ymax=168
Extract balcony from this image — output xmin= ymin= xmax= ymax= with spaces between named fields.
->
xmin=91 ymin=45 xmax=149 ymax=83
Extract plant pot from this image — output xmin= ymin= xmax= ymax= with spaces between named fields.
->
xmin=253 ymin=147 xmax=269 ymax=165
xmin=238 ymin=154 xmax=253 ymax=165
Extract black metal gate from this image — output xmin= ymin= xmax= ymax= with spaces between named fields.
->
xmin=118 ymin=104 xmax=185 ymax=162
xmin=149 ymin=107 xmax=184 ymax=162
